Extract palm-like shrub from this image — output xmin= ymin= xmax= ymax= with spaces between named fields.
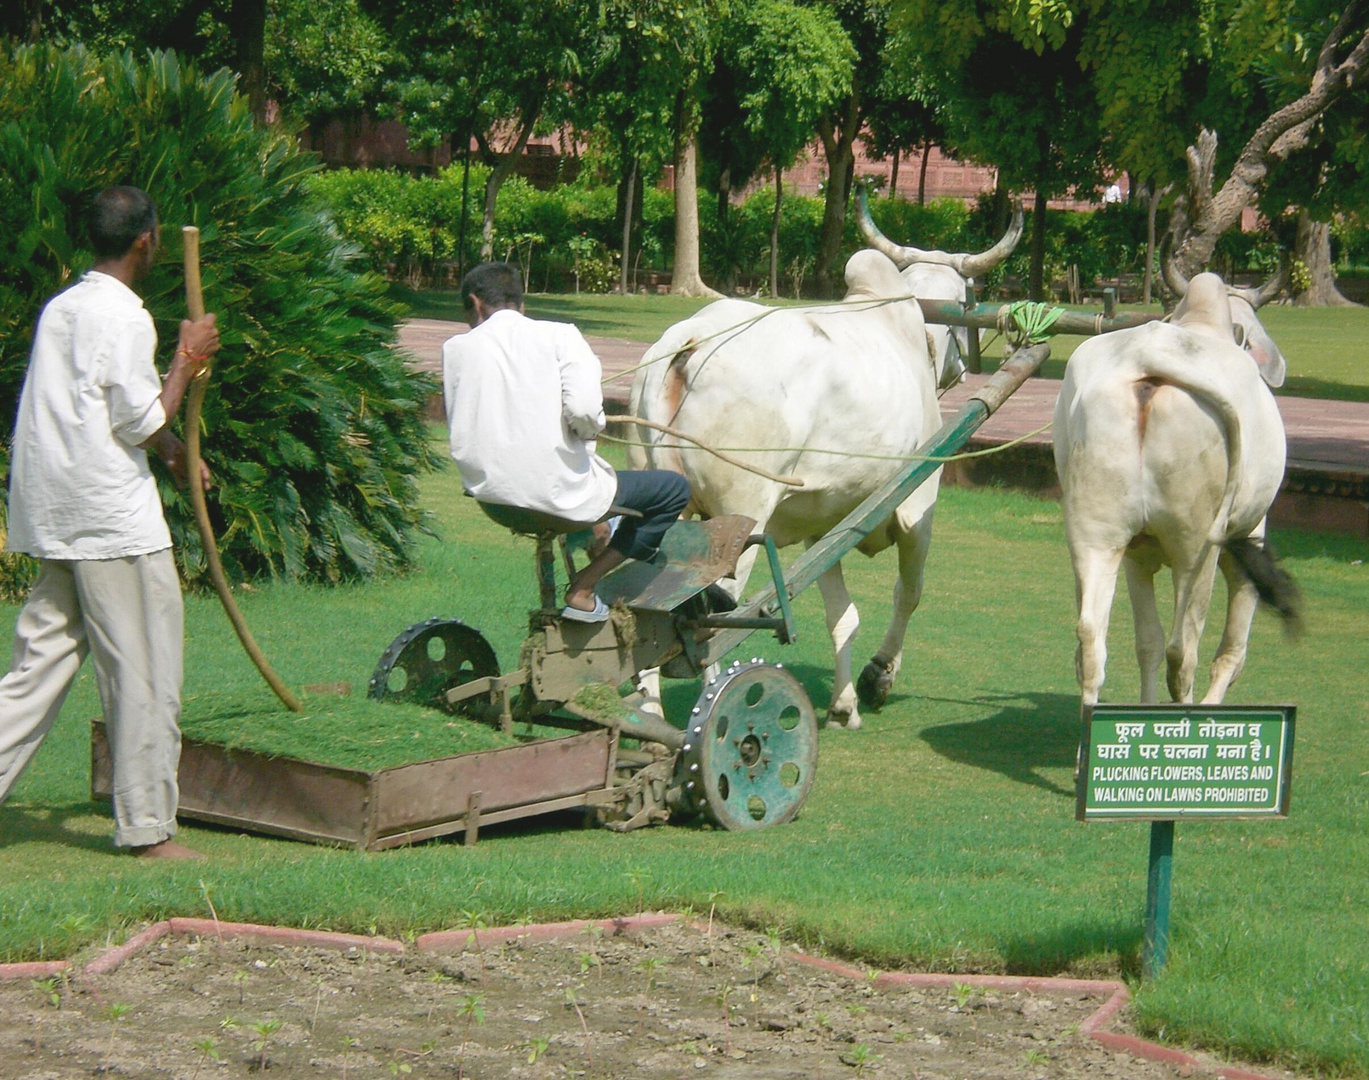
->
xmin=0 ymin=45 xmax=436 ymax=588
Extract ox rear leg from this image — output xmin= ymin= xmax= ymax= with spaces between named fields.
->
xmin=815 ymin=556 xmax=862 ymax=730
xmin=1202 ymin=549 xmax=1258 ymax=704
xmin=1123 ymin=552 xmax=1165 ymax=703
xmin=1165 ymin=546 xmax=1220 ymax=703
xmin=858 ymin=519 xmax=931 ymax=711
xmin=1073 ymin=545 xmax=1126 ymax=706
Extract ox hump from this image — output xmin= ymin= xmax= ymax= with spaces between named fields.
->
xmin=1171 ymin=272 xmax=1236 ymax=343
xmin=844 ymin=249 xmax=911 ymax=301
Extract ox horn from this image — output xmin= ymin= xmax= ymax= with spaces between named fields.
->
xmin=856 ymin=183 xmax=1023 ymax=279
xmin=1161 ymin=237 xmax=1190 ymax=299
xmin=1232 ymin=264 xmax=1287 ymax=309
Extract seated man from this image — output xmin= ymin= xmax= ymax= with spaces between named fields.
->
xmin=443 ymin=262 xmax=690 ymax=623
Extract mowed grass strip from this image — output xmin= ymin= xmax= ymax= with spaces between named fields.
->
xmin=0 ymin=453 xmax=1366 ymax=1076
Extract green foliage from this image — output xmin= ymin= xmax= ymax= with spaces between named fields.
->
xmin=0 ymin=45 xmax=436 ymax=585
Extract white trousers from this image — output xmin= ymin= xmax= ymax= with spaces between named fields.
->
xmin=0 ymin=550 xmax=183 ymax=847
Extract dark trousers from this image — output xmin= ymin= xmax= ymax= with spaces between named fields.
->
xmin=610 ymin=469 xmax=691 ymax=560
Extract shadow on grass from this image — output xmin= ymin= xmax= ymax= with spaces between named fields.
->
xmin=1278 ymin=376 xmax=1369 ymax=403
xmin=0 ymin=801 xmax=113 ymax=854
xmin=919 ymin=692 xmax=1080 ymax=798
xmin=998 ymin=917 xmax=1142 ymax=978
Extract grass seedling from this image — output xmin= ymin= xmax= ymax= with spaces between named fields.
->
xmin=454 ymin=991 xmax=485 ymax=1080
xmin=250 ymin=1018 xmax=283 ymax=1071
xmin=426 ymin=969 xmax=452 ymax=1020
xmin=1021 ymin=1047 xmax=1049 ymax=1067
xmin=455 ymin=910 xmax=489 ymax=982
xmin=385 ymin=1059 xmax=413 ymax=1076
xmin=340 ymin=1036 xmax=361 ymax=1080
xmin=635 ymin=955 xmax=667 ymax=1030
xmin=580 ymin=922 xmax=604 ymax=976
xmin=31 ymin=975 xmax=62 ymax=1008
xmin=841 ymin=1043 xmax=882 ymax=1076
xmin=564 ymin=985 xmax=594 ymax=1071
xmin=715 ymin=984 xmax=735 ymax=1056
xmin=191 ymin=1037 xmax=221 ymax=1080
xmin=520 ymin=1036 xmax=550 ymax=1064
xmin=232 ymin=968 xmax=250 ymax=1005
xmin=101 ymin=1002 xmax=131 ymax=1075
xmin=952 ymin=981 xmax=975 ymax=1009
xmin=198 ymin=879 xmax=223 ymax=942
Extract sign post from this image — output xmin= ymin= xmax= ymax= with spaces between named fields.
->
xmin=1077 ymin=704 xmax=1295 ymax=978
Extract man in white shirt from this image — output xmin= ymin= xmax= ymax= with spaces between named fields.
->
xmin=444 ymin=262 xmax=690 ymax=621
xmin=0 ymin=186 xmax=220 ymax=859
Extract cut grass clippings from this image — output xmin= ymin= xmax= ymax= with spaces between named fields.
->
xmin=1 ymin=440 xmax=1367 ymax=1078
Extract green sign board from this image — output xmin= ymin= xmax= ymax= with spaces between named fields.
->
xmin=1077 ymin=704 xmax=1295 ymax=821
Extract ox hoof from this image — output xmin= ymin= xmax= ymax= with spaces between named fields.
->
xmin=825 ymin=712 xmax=862 ymax=731
xmin=856 ymin=660 xmax=895 ymax=710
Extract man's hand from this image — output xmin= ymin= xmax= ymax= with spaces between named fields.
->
xmin=176 ymin=313 xmax=221 ymax=376
xmin=148 ymin=431 xmax=212 ymax=491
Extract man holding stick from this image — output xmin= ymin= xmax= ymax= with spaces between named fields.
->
xmin=0 ymin=186 xmax=219 ymax=859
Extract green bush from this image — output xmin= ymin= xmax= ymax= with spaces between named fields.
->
xmin=0 ymin=45 xmax=436 ymax=589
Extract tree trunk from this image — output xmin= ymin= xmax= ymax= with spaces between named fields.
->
xmin=619 ymin=156 xmax=638 ymax=295
xmin=919 ymin=140 xmax=930 ymax=206
xmin=670 ymin=130 xmax=720 ymax=298
xmin=229 ymin=0 xmax=268 ymax=122
xmin=1142 ymin=184 xmax=1166 ymax=306
xmin=457 ymin=140 xmax=472 ymax=280
xmin=1294 ymin=209 xmax=1357 ymax=306
xmin=814 ymin=116 xmax=856 ymax=298
xmin=479 ymin=114 xmax=537 ymax=262
xmin=1029 ymin=190 xmax=1048 ymax=301
xmin=889 ymin=150 xmax=899 ymax=200
xmin=770 ymin=167 xmax=783 ymax=300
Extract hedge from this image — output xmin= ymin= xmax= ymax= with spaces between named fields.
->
xmin=0 ymin=45 xmax=436 ymax=594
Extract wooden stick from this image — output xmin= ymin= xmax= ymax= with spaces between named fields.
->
xmin=182 ymin=226 xmax=303 ymax=713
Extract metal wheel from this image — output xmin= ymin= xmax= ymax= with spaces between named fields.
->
xmin=677 ymin=659 xmax=818 ymax=830
xmin=368 ymin=618 xmax=499 ymax=715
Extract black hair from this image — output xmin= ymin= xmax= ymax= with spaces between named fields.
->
xmin=88 ymin=186 xmax=158 ymax=258
xmin=461 ymin=261 xmax=523 ymax=315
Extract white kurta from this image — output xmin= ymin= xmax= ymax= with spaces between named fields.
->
xmin=7 ymin=271 xmax=170 ymax=559
xmin=443 ymin=308 xmax=617 ymax=523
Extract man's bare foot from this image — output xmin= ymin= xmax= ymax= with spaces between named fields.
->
xmin=129 ymin=839 xmax=206 ymax=860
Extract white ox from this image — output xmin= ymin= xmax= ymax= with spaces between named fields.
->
xmin=629 ymin=211 xmax=1022 ymax=729
xmin=1053 ymin=270 xmax=1300 ymax=706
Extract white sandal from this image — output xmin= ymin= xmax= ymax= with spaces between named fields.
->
xmin=560 ymin=595 xmax=611 ymax=623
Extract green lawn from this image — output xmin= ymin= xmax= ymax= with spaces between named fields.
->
xmin=2 ymin=448 xmax=1367 ymax=1076
xmin=397 ymin=285 xmax=1369 ymax=402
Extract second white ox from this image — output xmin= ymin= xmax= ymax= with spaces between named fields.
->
xmin=629 ymin=213 xmax=1021 ymax=729
xmin=1053 ymin=270 xmax=1300 ymax=706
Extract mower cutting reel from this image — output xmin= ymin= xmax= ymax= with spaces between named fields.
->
xmin=369 ymin=618 xmax=499 ymax=716
xmin=676 ymin=659 xmax=818 ymax=830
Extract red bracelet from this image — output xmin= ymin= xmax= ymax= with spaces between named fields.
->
xmin=177 ymin=347 xmax=210 ymax=362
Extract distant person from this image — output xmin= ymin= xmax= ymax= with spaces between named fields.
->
xmin=1103 ymin=182 xmax=1124 ymax=204
xmin=0 ymin=186 xmax=220 ymax=859
xmin=443 ymin=262 xmax=689 ymax=621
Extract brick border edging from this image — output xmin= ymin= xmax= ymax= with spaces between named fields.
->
xmin=0 ymin=913 xmax=1282 ymax=1080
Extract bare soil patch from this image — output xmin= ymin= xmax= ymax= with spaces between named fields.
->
xmin=0 ymin=921 xmax=1284 ymax=1080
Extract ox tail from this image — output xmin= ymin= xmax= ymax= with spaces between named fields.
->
xmin=1225 ymin=537 xmax=1303 ymax=638
xmin=1131 ymin=360 xmax=1244 ymax=546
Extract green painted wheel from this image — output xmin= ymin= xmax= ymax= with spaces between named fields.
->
xmin=368 ymin=618 xmax=499 ymax=716
xmin=678 ymin=660 xmax=818 ymax=830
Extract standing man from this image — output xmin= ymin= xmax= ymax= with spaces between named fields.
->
xmin=444 ymin=262 xmax=690 ymax=621
xmin=0 ymin=186 xmax=220 ymax=859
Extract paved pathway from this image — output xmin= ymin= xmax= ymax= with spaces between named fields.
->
xmin=400 ymin=317 xmax=1368 ymax=478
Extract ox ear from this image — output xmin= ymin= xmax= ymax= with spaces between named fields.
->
xmin=1243 ymin=318 xmax=1286 ymax=387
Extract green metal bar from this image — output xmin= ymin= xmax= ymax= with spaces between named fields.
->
xmin=1143 ymin=820 xmax=1175 ymax=979
xmin=917 ymin=299 xmax=1158 ymax=336
xmin=698 ymin=343 xmax=1051 ymax=665
xmin=963 ymin=284 xmax=982 ymax=374
xmin=763 ymin=534 xmax=796 ymax=644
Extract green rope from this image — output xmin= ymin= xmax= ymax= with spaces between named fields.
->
xmin=1005 ymin=300 xmax=1065 ymax=348
xmin=598 ymin=419 xmax=1053 ymax=465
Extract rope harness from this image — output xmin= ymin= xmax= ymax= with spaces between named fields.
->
xmin=597 ymin=297 xmax=1063 ymax=483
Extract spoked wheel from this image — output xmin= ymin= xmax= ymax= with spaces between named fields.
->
xmin=368 ymin=618 xmax=499 ymax=715
xmin=677 ymin=659 xmax=818 ymax=830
